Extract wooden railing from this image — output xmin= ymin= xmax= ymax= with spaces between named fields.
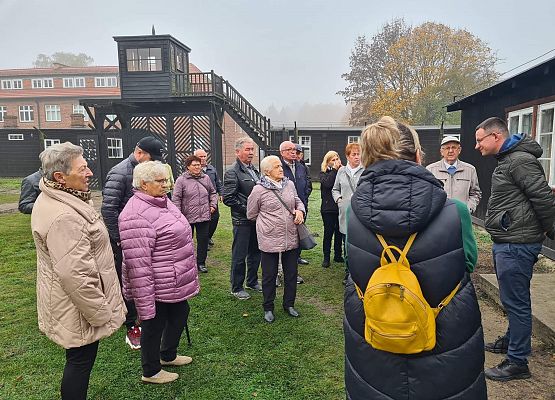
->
xmin=171 ymin=72 xmax=270 ymax=145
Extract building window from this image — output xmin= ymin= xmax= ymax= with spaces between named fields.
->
xmin=19 ymin=105 xmax=34 ymax=122
xmin=107 ymin=138 xmax=123 ymax=158
xmin=32 ymin=79 xmax=43 ymax=88
xmin=2 ymin=79 xmax=23 ymax=89
xmin=289 ymin=135 xmax=312 ymax=165
xmin=32 ymin=78 xmax=54 ymax=89
xmin=348 ymin=136 xmax=360 ymax=144
xmin=64 ymin=77 xmax=86 ymax=88
xmin=95 ymin=76 xmax=118 ymax=87
xmin=45 ymin=105 xmax=61 ymax=121
xmin=8 ymin=133 xmax=24 ymax=140
xmin=73 ymin=104 xmax=89 ymax=121
xmin=0 ymin=106 xmax=6 ymax=122
xmin=126 ymin=48 xmax=163 ymax=72
xmin=44 ymin=139 xmax=60 ymax=148
xmin=537 ymin=102 xmax=555 ymax=185
xmin=508 ymin=107 xmax=533 ymax=135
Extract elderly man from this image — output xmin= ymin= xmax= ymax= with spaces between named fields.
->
xmin=426 ymin=136 xmax=481 ymax=214
xmin=280 ymin=141 xmax=312 ymax=270
xmin=194 ymin=149 xmax=222 ymax=247
xmin=101 ymin=136 xmax=165 ymax=350
xmin=475 ymin=117 xmax=555 ymax=382
xmin=222 ymin=137 xmax=262 ymax=300
xmin=18 ymin=169 xmax=42 ymax=214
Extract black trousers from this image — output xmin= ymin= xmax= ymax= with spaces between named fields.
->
xmin=141 ymin=301 xmax=190 ymax=377
xmin=261 ymin=249 xmax=298 ymax=311
xmin=61 ymin=340 xmax=99 ymax=400
xmin=112 ymin=240 xmax=138 ymax=329
xmin=321 ymin=212 xmax=342 ymax=260
xmin=230 ymin=224 xmax=261 ymax=292
xmin=208 ymin=207 xmax=220 ymax=240
xmin=190 ymin=220 xmax=210 ymax=265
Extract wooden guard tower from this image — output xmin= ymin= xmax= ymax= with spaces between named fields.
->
xmin=81 ymin=33 xmax=272 ymax=188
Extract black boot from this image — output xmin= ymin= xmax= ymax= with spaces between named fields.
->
xmin=485 ymin=359 xmax=531 ymax=381
xmin=322 ymin=256 xmax=331 ymax=268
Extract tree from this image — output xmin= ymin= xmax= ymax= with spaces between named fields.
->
xmin=33 ymin=52 xmax=94 ymax=68
xmin=339 ymin=19 xmax=499 ymax=125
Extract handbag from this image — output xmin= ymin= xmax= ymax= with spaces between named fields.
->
xmin=271 ymin=189 xmax=317 ymax=250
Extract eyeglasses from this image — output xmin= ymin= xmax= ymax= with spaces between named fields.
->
xmin=154 ymin=178 xmax=169 ymax=184
xmin=475 ymin=132 xmax=496 ymax=144
xmin=441 ymin=146 xmax=460 ymax=151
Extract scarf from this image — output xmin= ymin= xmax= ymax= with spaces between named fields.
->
xmin=43 ymin=177 xmax=92 ymax=202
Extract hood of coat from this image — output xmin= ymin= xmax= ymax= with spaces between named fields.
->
xmin=497 ymin=134 xmax=543 ymax=159
xmin=38 ymin=178 xmax=98 ymax=223
xmin=132 ymin=190 xmax=169 ymax=208
xmin=257 ymin=175 xmax=290 ymax=190
xmin=351 ymin=159 xmax=447 ymax=237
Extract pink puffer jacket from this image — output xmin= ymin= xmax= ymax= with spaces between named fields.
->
xmin=119 ymin=191 xmax=200 ymax=321
xmin=172 ymin=171 xmax=218 ymax=224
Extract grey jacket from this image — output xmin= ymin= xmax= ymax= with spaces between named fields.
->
xmin=426 ymin=159 xmax=481 ymax=213
xmin=19 ymin=170 xmax=42 ymax=214
xmin=486 ymin=135 xmax=555 ymax=243
xmin=332 ymin=165 xmax=363 ymax=234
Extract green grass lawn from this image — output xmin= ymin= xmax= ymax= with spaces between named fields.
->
xmin=0 ymin=184 xmax=348 ymax=400
xmin=0 ymin=177 xmax=22 ymax=205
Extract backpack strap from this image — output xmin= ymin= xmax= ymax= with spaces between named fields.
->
xmin=376 ymin=233 xmax=417 ymax=267
xmin=432 ymin=282 xmax=461 ymax=317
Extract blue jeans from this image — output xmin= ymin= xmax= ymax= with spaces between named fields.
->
xmin=492 ymin=242 xmax=542 ymax=365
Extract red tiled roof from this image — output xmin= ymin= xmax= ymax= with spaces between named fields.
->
xmin=0 ymin=88 xmax=120 ymax=99
xmin=0 ymin=66 xmax=119 ymax=77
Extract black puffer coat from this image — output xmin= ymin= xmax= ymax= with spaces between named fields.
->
xmin=222 ymin=159 xmax=260 ymax=225
xmin=486 ymin=134 xmax=555 ymax=243
xmin=344 ymin=160 xmax=486 ymax=400
xmin=101 ymin=153 xmax=138 ymax=242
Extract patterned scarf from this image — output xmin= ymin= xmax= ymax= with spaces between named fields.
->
xmin=43 ymin=178 xmax=92 ymax=202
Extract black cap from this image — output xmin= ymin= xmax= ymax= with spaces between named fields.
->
xmin=295 ymin=144 xmax=303 ymax=152
xmin=137 ymin=136 xmax=164 ymax=161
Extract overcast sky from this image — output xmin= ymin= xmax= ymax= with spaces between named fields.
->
xmin=1 ymin=0 xmax=554 ymax=121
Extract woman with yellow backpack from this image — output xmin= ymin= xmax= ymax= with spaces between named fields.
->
xmin=343 ymin=117 xmax=487 ymax=399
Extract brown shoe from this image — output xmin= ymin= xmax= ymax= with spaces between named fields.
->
xmin=160 ymin=355 xmax=193 ymax=366
xmin=141 ymin=369 xmax=179 ymax=384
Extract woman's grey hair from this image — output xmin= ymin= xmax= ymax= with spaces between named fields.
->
xmin=39 ymin=142 xmax=83 ymax=180
xmin=235 ymin=136 xmax=254 ymax=150
xmin=132 ymin=161 xmax=167 ymax=188
xmin=260 ymin=155 xmax=281 ymax=176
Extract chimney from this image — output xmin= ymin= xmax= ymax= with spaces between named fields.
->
xmin=70 ymin=113 xmax=85 ymax=128
xmin=3 ymin=115 xmax=18 ymax=128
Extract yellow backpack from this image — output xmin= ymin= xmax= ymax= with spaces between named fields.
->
xmin=354 ymin=233 xmax=460 ymax=354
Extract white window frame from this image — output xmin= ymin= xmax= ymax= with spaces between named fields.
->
xmin=347 ymin=135 xmax=360 ymax=144
xmin=0 ymin=105 xmax=6 ymax=122
xmin=63 ymin=77 xmax=86 ymax=88
xmin=2 ymin=79 xmax=23 ymax=89
xmin=8 ymin=133 xmax=24 ymax=140
xmin=32 ymin=79 xmax=43 ymax=88
xmin=289 ymin=135 xmax=312 ymax=166
xmin=44 ymin=139 xmax=60 ymax=148
xmin=95 ymin=76 xmax=118 ymax=87
xmin=508 ymin=107 xmax=533 ymax=135
xmin=107 ymin=137 xmax=123 ymax=159
xmin=72 ymin=104 xmax=89 ymax=121
xmin=536 ymin=102 xmax=555 ymax=186
xmin=45 ymin=104 xmax=61 ymax=122
xmin=19 ymin=105 xmax=34 ymax=122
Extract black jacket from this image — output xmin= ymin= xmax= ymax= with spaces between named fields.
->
xmin=18 ymin=170 xmax=42 ymax=214
xmin=486 ymin=134 xmax=555 ymax=243
xmin=222 ymin=159 xmax=260 ymax=225
xmin=204 ymin=164 xmax=223 ymax=194
xmin=345 ymin=160 xmax=486 ymax=400
xmin=101 ymin=153 xmax=138 ymax=241
xmin=319 ymin=168 xmax=339 ymax=213
xmin=281 ymin=158 xmax=312 ymax=210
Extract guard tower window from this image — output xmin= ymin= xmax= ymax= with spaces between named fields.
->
xmin=126 ymin=48 xmax=162 ymax=72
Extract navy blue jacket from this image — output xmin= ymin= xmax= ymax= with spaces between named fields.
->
xmin=281 ymin=158 xmax=312 ymax=210
xmin=344 ymin=160 xmax=486 ymax=400
xmin=18 ymin=170 xmax=42 ymax=214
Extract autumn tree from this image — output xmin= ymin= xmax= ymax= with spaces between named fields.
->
xmin=33 ymin=52 xmax=94 ymax=68
xmin=339 ymin=19 xmax=499 ymax=125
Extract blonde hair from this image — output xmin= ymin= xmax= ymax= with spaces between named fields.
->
xmin=360 ymin=116 xmax=400 ymax=167
xmin=321 ymin=151 xmax=339 ymax=172
xmin=132 ymin=161 xmax=167 ymax=188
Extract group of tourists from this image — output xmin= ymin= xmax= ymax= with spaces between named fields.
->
xmin=23 ymin=113 xmax=555 ymax=399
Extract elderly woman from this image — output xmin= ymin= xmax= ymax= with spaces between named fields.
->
xmin=173 ymin=155 xmax=218 ymax=273
xmin=319 ymin=150 xmax=343 ymax=268
xmin=119 ymin=161 xmax=200 ymax=384
xmin=31 ymin=142 xmax=126 ymax=400
xmin=247 ymin=155 xmax=305 ymax=323
xmin=343 ymin=117 xmax=486 ymax=399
